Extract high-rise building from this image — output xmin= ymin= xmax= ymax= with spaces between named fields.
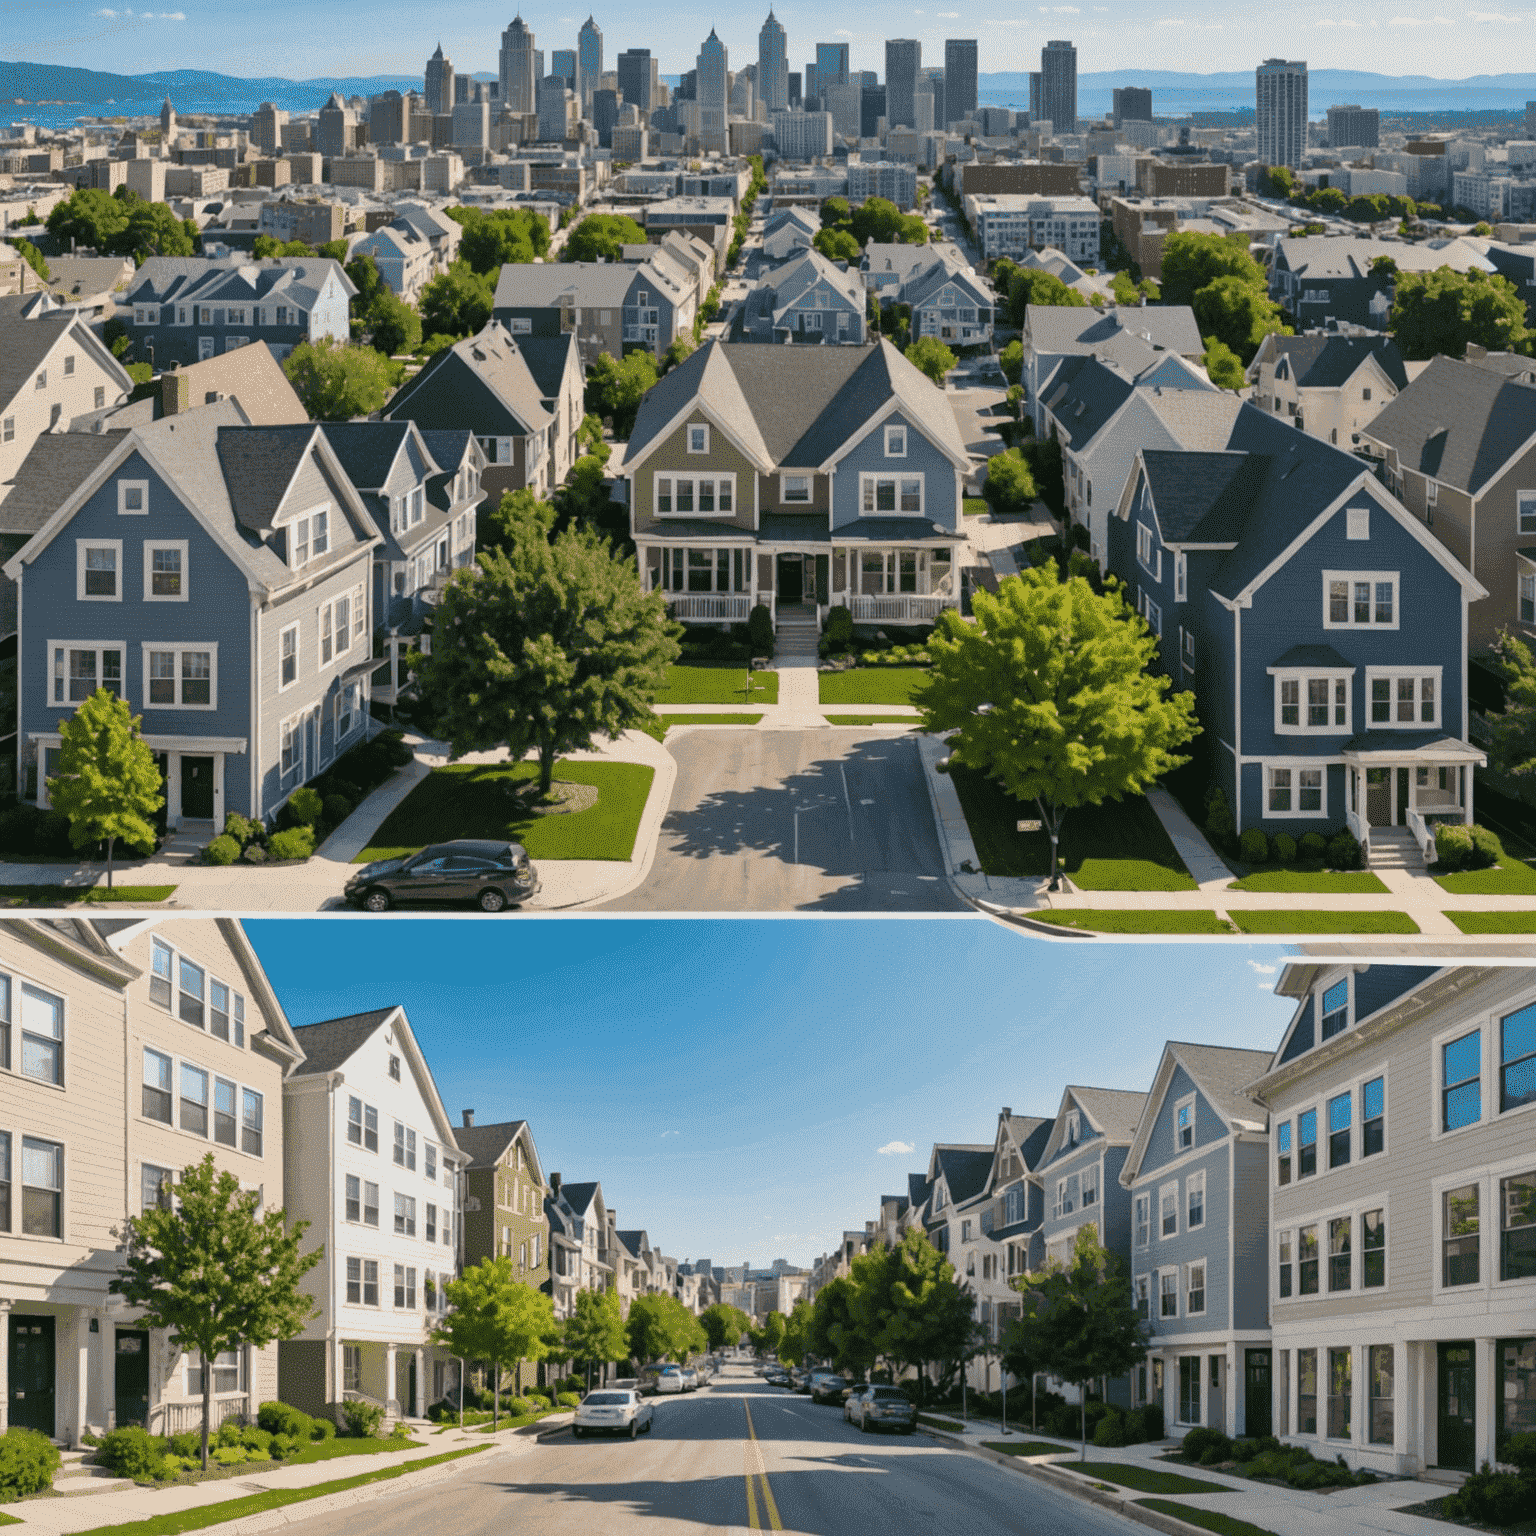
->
xmin=824 ymin=81 xmax=862 ymax=139
xmin=1039 ymin=39 xmax=1076 ymax=133
xmin=1326 ymin=102 xmax=1378 ymax=149
xmin=804 ymin=62 xmax=819 ymax=107
xmin=592 ymin=87 xmax=619 ymax=145
xmin=884 ymin=39 xmax=921 ymax=129
xmin=1527 ymin=100 xmax=1536 ymax=137
xmin=920 ymin=67 xmax=945 ymax=132
xmin=617 ymin=48 xmax=655 ymax=112
xmin=500 ymin=15 xmax=539 ymax=116
xmin=1028 ymin=72 xmax=1042 ymax=123
xmin=577 ymin=17 xmax=603 ymax=114
xmin=913 ymin=84 xmax=935 ymax=135
xmin=369 ymin=90 xmax=405 ymax=147
xmin=1256 ymin=58 xmax=1308 ymax=170
xmin=944 ymin=40 xmax=978 ymax=125
xmin=861 ymin=83 xmax=886 ymax=138
xmin=697 ymin=29 xmax=729 ymax=149
xmin=316 ymin=91 xmax=354 ymax=158
xmin=551 ymin=50 xmax=577 ymax=88
xmin=251 ymin=101 xmax=288 ymax=154
xmin=1112 ymin=86 xmax=1151 ymax=128
xmin=425 ymin=44 xmax=455 ymax=116
xmin=759 ymin=12 xmax=789 ymax=113
xmin=788 ymin=71 xmax=801 ymax=106
xmin=537 ymin=75 xmax=575 ymax=141
xmin=772 ymin=108 xmax=834 ymax=159
xmin=815 ymin=42 xmax=849 ymax=90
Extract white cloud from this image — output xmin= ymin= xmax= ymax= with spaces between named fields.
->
xmin=1247 ymin=960 xmax=1277 ymax=975
xmin=659 ymin=1129 xmax=679 ymax=1138
xmin=1316 ymin=17 xmax=1363 ymax=24
xmin=836 ymin=27 xmax=854 ymax=34
xmin=94 ymin=6 xmax=186 ymax=16
xmin=1389 ymin=12 xmax=1454 ymax=21
xmin=877 ymin=1139 xmax=915 ymax=1156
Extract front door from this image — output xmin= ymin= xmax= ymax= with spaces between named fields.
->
xmin=777 ymin=554 xmax=803 ymax=604
xmin=1365 ymin=768 xmax=1392 ymax=827
xmin=405 ymin=1353 xmax=417 ymax=1418
xmin=1244 ymin=1350 xmax=1272 ymax=1438
xmin=181 ymin=756 xmax=214 ymax=820
xmin=1438 ymin=1342 xmax=1477 ymax=1472
xmin=1396 ymin=766 xmax=1410 ymax=826
xmin=115 ymin=1329 xmax=150 ymax=1427
xmin=8 ymin=1314 xmax=55 ymax=1436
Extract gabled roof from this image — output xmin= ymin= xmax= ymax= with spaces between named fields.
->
xmin=320 ymin=420 xmax=441 ymax=493
xmin=1042 ymin=355 xmax=1135 ymax=448
xmin=1138 ymin=448 xmax=1266 ymax=546
xmin=126 ymin=254 xmax=356 ymax=310
xmin=1026 ymin=303 xmax=1203 ymax=360
xmin=383 ymin=324 xmax=553 ymax=438
xmin=513 ymin=331 xmax=580 ymax=401
xmin=764 ymin=204 xmax=819 ymax=235
xmin=492 ymin=258 xmax=681 ymax=310
xmin=0 ymin=308 xmax=131 ymax=415
xmin=0 ymin=433 xmax=125 ymax=537
xmin=455 ymin=1118 xmax=544 ymax=1189
xmin=1274 ymin=234 xmax=1494 ymax=282
xmin=763 ymin=248 xmax=864 ymax=315
xmin=926 ymin=1143 xmax=993 ymax=1210
xmin=1037 ymin=1085 xmax=1148 ymax=1169
xmin=1360 ymin=354 xmax=1536 ymax=498
xmin=901 ymin=256 xmax=990 ymax=310
xmin=1260 ymin=334 xmax=1408 ymax=392
xmin=1120 ymin=1042 xmax=1272 ymax=1185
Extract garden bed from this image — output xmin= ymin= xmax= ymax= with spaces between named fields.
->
xmin=656 ymin=664 xmax=778 ymax=705
xmin=655 ymin=713 xmax=764 ymax=726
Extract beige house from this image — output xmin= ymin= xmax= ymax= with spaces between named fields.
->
xmin=1246 ymin=334 xmax=1408 ymax=452
xmin=0 ymin=917 xmax=299 ymax=1444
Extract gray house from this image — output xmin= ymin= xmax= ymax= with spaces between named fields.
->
xmin=2 ymin=402 xmax=381 ymax=827
xmin=122 ymin=256 xmax=355 ymax=367
xmin=1120 ymin=1043 xmax=1273 ymax=1440
xmin=734 ymin=249 xmax=867 ymax=345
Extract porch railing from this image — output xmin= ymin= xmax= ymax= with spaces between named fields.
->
xmin=1404 ymin=808 xmax=1438 ymax=866
xmin=1345 ymin=808 xmax=1371 ymax=863
xmin=848 ymin=594 xmax=952 ymax=623
xmin=666 ymin=594 xmax=752 ymax=622
xmin=153 ymin=1395 xmax=249 ymax=1437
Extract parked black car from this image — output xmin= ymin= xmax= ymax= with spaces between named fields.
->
xmin=345 ymin=840 xmax=540 ymax=912
xmin=809 ymin=1374 xmax=849 ymax=1405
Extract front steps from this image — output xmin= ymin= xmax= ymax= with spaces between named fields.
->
xmin=1367 ymin=827 xmax=1425 ymax=871
xmin=773 ymin=605 xmax=820 ymax=665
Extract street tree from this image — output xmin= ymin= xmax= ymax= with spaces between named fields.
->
xmin=434 ymin=1256 xmax=557 ymax=1430
xmin=700 ymin=1303 xmax=753 ymax=1353
xmin=1487 ymin=629 xmax=1536 ymax=782
xmin=917 ymin=565 xmax=1200 ymax=886
xmin=1390 ymin=266 xmax=1531 ymax=360
xmin=807 ymin=1277 xmax=876 ymax=1378
xmin=778 ymin=1297 xmax=814 ymax=1366
xmin=420 ymin=261 xmax=495 ymax=339
xmin=416 ymin=497 xmax=678 ymax=794
xmin=47 ymin=688 xmax=162 ymax=887
xmin=1006 ymin=268 xmax=1086 ymax=326
xmin=563 ymin=213 xmax=648 ymax=263
xmin=1192 ymin=276 xmax=1288 ymax=364
xmin=282 ymin=338 xmax=397 ymax=420
xmin=562 ymin=1287 xmax=629 ymax=1389
xmin=905 ymin=335 xmax=957 ymax=387
xmin=584 ymin=349 xmax=660 ymax=438
xmin=112 ymin=1154 xmax=320 ymax=1468
xmin=1158 ymin=231 xmax=1267 ymax=310
xmin=626 ymin=1294 xmax=704 ymax=1364
xmin=1011 ymin=1225 xmax=1149 ymax=1459
xmin=999 ymin=338 xmax=1023 ymax=385
xmin=754 ymin=1310 xmax=787 ymax=1357
xmin=982 ymin=448 xmax=1038 ymax=516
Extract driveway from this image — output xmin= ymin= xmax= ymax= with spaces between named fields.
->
xmin=601 ymin=728 xmax=967 ymax=912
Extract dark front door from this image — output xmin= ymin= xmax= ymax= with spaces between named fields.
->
xmin=8 ymin=1313 xmax=55 ymax=1436
xmin=181 ymin=756 xmax=214 ymax=819
xmin=115 ymin=1329 xmax=150 ymax=1427
xmin=404 ymin=1353 xmax=417 ymax=1417
xmin=777 ymin=554 xmax=803 ymax=604
xmin=1244 ymin=1349 xmax=1272 ymax=1438
xmin=1438 ymin=1342 xmax=1477 ymax=1472
xmin=1365 ymin=768 xmax=1392 ymax=827
xmin=1396 ymin=766 xmax=1410 ymax=826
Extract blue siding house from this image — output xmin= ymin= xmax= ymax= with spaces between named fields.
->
xmin=1120 ymin=1042 xmax=1274 ymax=1441
xmin=1106 ymin=401 xmax=1486 ymax=865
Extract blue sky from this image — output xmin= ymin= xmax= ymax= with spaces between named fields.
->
xmin=245 ymin=918 xmax=1297 ymax=1272
xmin=25 ymin=0 xmax=1536 ymax=83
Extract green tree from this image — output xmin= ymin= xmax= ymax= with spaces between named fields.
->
xmin=918 ymin=565 xmax=1200 ymax=886
xmin=700 ymin=1303 xmax=753 ymax=1353
xmin=999 ymin=338 xmax=1024 ymax=385
xmin=433 ymin=1257 xmax=557 ymax=1431
xmin=14 ymin=238 xmax=49 ymax=283
xmin=847 ymin=197 xmax=928 ymax=247
xmin=577 ymin=411 xmax=610 ymax=462
xmin=1158 ymin=231 xmax=1267 ymax=311
xmin=420 ymin=260 xmax=495 ymax=340
xmin=905 ymin=334 xmax=957 ymax=387
xmin=1390 ymin=266 xmax=1531 ymax=360
xmin=253 ymin=235 xmax=312 ymax=258
xmin=584 ymin=348 xmax=660 ymax=438
xmin=46 ymin=187 xmax=130 ymax=252
xmin=1192 ymin=275 xmax=1288 ymax=364
xmin=414 ymin=497 xmax=679 ymax=794
xmin=282 ymin=337 xmax=397 ymax=420
xmin=1007 ymin=267 xmax=1087 ymax=326
xmin=808 ymin=1277 xmax=876 ymax=1377
xmin=1010 ymin=1224 xmax=1149 ymax=1459
xmin=554 ymin=453 xmax=623 ymax=544
xmin=46 ymin=689 xmax=163 ymax=887
xmin=779 ymin=1297 xmax=814 ymax=1366
xmin=661 ymin=334 xmax=696 ymax=373
xmin=1307 ymin=186 xmax=1348 ymax=214
xmin=1487 ymin=629 xmax=1536 ymax=781
xmin=345 ymin=252 xmax=386 ymax=315
xmin=111 ymin=1154 xmax=320 ymax=1468
xmin=456 ymin=208 xmax=547 ymax=273
xmin=819 ymin=196 xmax=851 ymax=227
xmin=755 ymin=1310 xmax=787 ymax=1357
xmin=813 ymin=226 xmax=860 ymax=264
xmin=982 ymin=448 xmax=1038 ymax=515
xmin=626 ymin=1295 xmax=703 ymax=1364
xmin=1257 ymin=165 xmax=1297 ymax=199
xmin=563 ymin=212 xmax=648 ymax=263
xmin=1202 ymin=335 xmax=1247 ymax=389
xmin=366 ymin=287 xmax=423 ymax=357
xmin=119 ymin=198 xmax=197 ymax=259
xmin=317 ymin=238 xmax=350 ymax=262
xmin=562 ymin=1288 xmax=629 ymax=1388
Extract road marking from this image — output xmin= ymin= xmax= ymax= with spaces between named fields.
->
xmin=743 ymin=1400 xmax=783 ymax=1531
xmin=838 ymin=764 xmax=857 ymax=844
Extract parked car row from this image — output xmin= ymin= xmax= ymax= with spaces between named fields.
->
xmin=639 ymin=1358 xmax=717 ymax=1395
xmin=755 ymin=1364 xmax=916 ymax=1433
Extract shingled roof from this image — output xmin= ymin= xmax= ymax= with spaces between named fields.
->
xmin=1266 ymin=334 xmax=1408 ymax=392
xmin=288 ymin=1007 xmax=399 ymax=1075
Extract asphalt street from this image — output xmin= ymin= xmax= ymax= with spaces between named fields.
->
xmin=601 ymin=729 xmax=968 ymax=912
xmin=276 ymin=1368 xmax=1144 ymax=1536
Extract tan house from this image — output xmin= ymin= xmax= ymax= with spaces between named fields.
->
xmin=1247 ymin=334 xmax=1408 ymax=452
xmin=0 ymin=917 xmax=299 ymax=1444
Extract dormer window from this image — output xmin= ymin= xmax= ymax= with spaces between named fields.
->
xmin=1320 ymin=976 xmax=1350 ymax=1041
xmin=1065 ymin=1110 xmax=1080 ymax=1146
xmin=687 ymin=424 xmax=709 ymax=454
xmin=287 ymin=506 xmax=330 ymax=569
xmin=1176 ymin=1096 xmax=1194 ymax=1150
xmin=885 ymin=424 xmax=907 ymax=457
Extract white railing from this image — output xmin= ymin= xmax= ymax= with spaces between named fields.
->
xmin=1405 ymin=808 xmax=1438 ymax=866
xmin=849 ymin=594 xmax=952 ymax=623
xmin=154 ymin=1395 xmax=249 ymax=1436
xmin=666 ymin=594 xmax=752 ymax=622
xmin=1345 ymin=807 xmax=1371 ymax=862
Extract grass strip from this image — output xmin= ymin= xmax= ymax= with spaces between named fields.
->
xmin=981 ymin=1441 xmax=1070 ymax=1457
xmin=655 ymin=713 xmax=764 ymax=726
xmin=819 ymin=668 xmax=931 ymax=706
xmin=1228 ymin=910 xmax=1420 ymax=934
xmin=472 ymin=1408 xmax=564 ymax=1434
xmin=1135 ymin=1498 xmax=1279 ymax=1536
xmin=1056 ymin=1462 xmax=1226 ymax=1496
xmin=656 ymin=665 xmax=779 ymax=705
xmin=67 ymin=1444 xmax=490 ymax=1536
xmin=80 ymin=885 xmax=179 ymax=903
xmin=963 ymin=497 xmax=991 ymax=516
xmin=0 ymin=884 xmax=178 ymax=908
xmin=1445 ymin=909 xmax=1536 ymax=933
xmin=823 ymin=714 xmax=919 ymax=725
xmin=918 ymin=1415 xmax=965 ymax=1432
xmin=0 ymin=1514 xmax=21 ymax=1526
xmin=1226 ymin=870 xmax=1389 ymax=894
xmin=1035 ymin=910 xmax=1234 ymax=934
xmin=1434 ymin=860 xmax=1536 ymax=895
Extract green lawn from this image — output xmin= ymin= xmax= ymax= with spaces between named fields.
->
xmin=656 ymin=713 xmax=764 ymax=726
xmin=1227 ymin=870 xmax=1390 ymax=894
xmin=473 ymin=1407 xmax=564 ymax=1434
xmin=355 ymin=761 xmax=655 ymax=863
xmin=1229 ymin=910 xmax=1421 ymax=934
xmin=81 ymin=884 xmax=179 ymax=903
xmin=0 ymin=883 xmax=178 ymax=908
xmin=819 ymin=668 xmax=931 ymax=706
xmin=964 ymin=497 xmax=991 ymax=516
xmin=1446 ymin=910 xmax=1536 ymax=934
xmin=1035 ymin=909 xmax=1234 ymax=934
xmin=1058 ymin=1462 xmax=1226 ymax=1496
xmin=67 ymin=1445 xmax=488 ymax=1536
xmin=948 ymin=764 xmax=1197 ymax=890
xmin=1434 ymin=859 xmax=1536 ymax=895
xmin=823 ymin=714 xmax=920 ymax=725
xmin=1136 ymin=1499 xmax=1278 ymax=1536
xmin=982 ymin=1441 xmax=1071 ymax=1457
xmin=656 ymin=664 xmax=779 ymax=705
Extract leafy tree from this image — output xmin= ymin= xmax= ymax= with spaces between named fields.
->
xmin=454 ymin=207 xmax=549 ymax=273
xmin=1010 ymin=1225 xmax=1149 ymax=1459
xmin=414 ymin=496 xmax=679 ymax=794
xmin=847 ymin=197 xmax=928 ymax=247
xmin=905 ymin=335 xmax=956 ymax=387
xmin=813 ymin=226 xmax=860 ymax=264
xmin=47 ymin=187 xmax=130 ymax=252
xmin=1307 ymin=186 xmax=1348 ymax=214
xmin=253 ymin=235 xmax=311 ymax=258
xmin=1202 ymin=335 xmax=1246 ymax=389
xmin=779 ymin=1297 xmax=814 ymax=1366
xmin=819 ymin=196 xmax=851 ymax=227
xmin=1158 ymin=231 xmax=1267 ymax=311
xmin=434 ymin=1257 xmax=557 ymax=1430
xmin=1487 ymin=629 xmax=1536 ymax=781
xmin=700 ymin=1303 xmax=753 ymax=1353
xmin=120 ymin=198 xmax=197 ymax=259
xmin=626 ymin=1294 xmax=704 ymax=1364
xmin=1369 ymin=254 xmax=1399 ymax=284
xmin=754 ymin=1310 xmax=787 ymax=1357
xmin=1345 ymin=194 xmax=1391 ymax=225
xmin=14 ymin=238 xmax=48 ymax=283
xmin=345 ymin=251 xmax=386 ymax=315
xmin=47 ymin=689 xmax=163 ymax=886
xmin=983 ymin=448 xmax=1038 ymax=515
xmin=554 ymin=453 xmax=623 ymax=544
xmin=366 ymin=287 xmax=423 ymax=357
xmin=420 ymin=260 xmax=495 ymax=340
xmin=317 ymin=238 xmax=350 ymax=262
xmin=918 ymin=564 xmax=1200 ymax=886
xmin=112 ymin=1154 xmax=320 ymax=1468
xmin=1390 ymin=266 xmax=1531 ymax=360
xmin=563 ymin=212 xmax=648 ymax=263
xmin=282 ymin=337 xmax=397 ymax=420
xmin=1257 ymin=165 xmax=1297 ymax=199
xmin=662 ymin=334 xmax=696 ymax=373
xmin=808 ymin=1277 xmax=876 ymax=1377
xmin=999 ymin=338 xmax=1023 ymax=385
xmin=584 ymin=348 xmax=660 ymax=438
xmin=577 ymin=411 xmax=609 ymax=462
xmin=1007 ymin=267 xmax=1087 ymax=326
xmin=1192 ymin=275 xmax=1289 ymax=364
xmin=562 ymin=1287 xmax=629 ymax=1388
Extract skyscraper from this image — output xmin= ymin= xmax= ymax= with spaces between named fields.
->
xmin=425 ymin=44 xmax=455 ymax=117
xmin=697 ymin=29 xmax=729 ymax=149
xmin=1325 ymin=102 xmax=1377 ymax=149
xmin=577 ymin=17 xmax=603 ymax=114
xmin=1256 ymin=58 xmax=1308 ymax=170
xmin=499 ymin=15 xmax=539 ymax=116
xmin=804 ymin=61 xmax=819 ymax=107
xmin=1039 ymin=39 xmax=1076 ymax=133
xmin=551 ymin=50 xmax=577 ymax=89
xmin=860 ymin=83 xmax=886 ymax=137
xmin=944 ymin=39 xmax=977 ymax=125
xmin=251 ymin=101 xmax=287 ymax=154
xmin=815 ymin=42 xmax=849 ymax=90
xmin=920 ymin=66 xmax=945 ymax=131
xmin=1028 ymin=71 xmax=1041 ymax=122
xmin=884 ymin=38 xmax=920 ymax=129
xmin=592 ymin=87 xmax=619 ymax=144
xmin=617 ymin=48 xmax=654 ymax=112
xmin=759 ymin=12 xmax=789 ymax=113
xmin=1112 ymin=86 xmax=1151 ymax=128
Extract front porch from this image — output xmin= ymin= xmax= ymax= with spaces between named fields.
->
xmin=1342 ymin=735 xmax=1487 ymax=867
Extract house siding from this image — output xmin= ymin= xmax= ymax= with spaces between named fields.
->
xmin=830 ymin=411 xmax=958 ymax=531
xmin=630 ymin=415 xmax=759 ymax=532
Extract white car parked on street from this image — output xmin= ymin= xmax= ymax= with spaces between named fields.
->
xmin=573 ymin=1388 xmax=655 ymax=1438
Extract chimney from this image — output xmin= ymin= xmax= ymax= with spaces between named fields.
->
xmin=462 ymin=1108 xmax=474 ymax=1127
xmin=161 ymin=365 xmax=188 ymax=417
xmin=550 ymin=1172 xmax=562 ymax=1194
xmin=1001 ymin=1106 xmax=1012 ymax=1119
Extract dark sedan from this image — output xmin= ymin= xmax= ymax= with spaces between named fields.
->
xmin=809 ymin=1374 xmax=850 ymax=1405
xmin=345 ymin=840 xmax=540 ymax=912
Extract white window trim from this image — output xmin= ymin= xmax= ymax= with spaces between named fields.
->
xmin=858 ymin=471 xmax=925 ymax=518
xmin=141 ymin=642 xmax=218 ymax=711
xmin=142 ymin=539 xmax=190 ymax=603
xmin=284 ymin=503 xmax=332 ymax=570
xmin=1430 ymin=1014 xmax=1494 ymax=1145
xmin=1186 ymin=1168 xmax=1206 ymax=1231
xmin=76 ymin=539 xmax=123 ymax=603
xmin=1269 ymin=665 xmax=1355 ymax=735
xmin=686 ymin=422 xmax=710 ymax=454
xmin=885 ymin=423 xmax=908 ymax=458
xmin=1184 ymin=1259 xmax=1207 ymax=1315
xmin=141 ymin=1046 xmax=265 ymax=1159
xmin=117 ymin=479 xmax=150 ymax=517
xmin=1134 ymin=1192 xmax=1151 ymax=1249
xmin=1174 ymin=551 xmax=1187 ymax=602
xmin=1158 ymin=1178 xmax=1179 ymax=1241
xmin=1174 ymin=1093 xmax=1196 ymax=1153
xmin=47 ymin=640 xmax=126 ymax=709
xmin=278 ymin=623 xmax=300 ymax=693
xmin=1363 ymin=665 xmax=1442 ymax=731
xmin=1518 ymin=490 xmax=1536 ymax=537
xmin=780 ymin=473 xmax=811 ymax=504
xmin=1264 ymin=758 xmax=1330 ymax=820
xmin=1136 ymin=522 xmax=1162 ymax=582
xmin=278 ymin=712 xmax=303 ymax=783
xmin=2 ymin=964 xmax=68 ymax=1094
xmin=653 ymin=472 xmax=737 ymax=518
xmin=1322 ymin=569 xmax=1400 ymax=631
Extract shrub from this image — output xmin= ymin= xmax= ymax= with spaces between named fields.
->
xmin=1436 ymin=822 xmax=1475 ymax=870
xmin=557 ymin=1392 xmax=582 ymax=1408
xmin=1327 ymin=829 xmax=1363 ymax=870
xmin=0 ymin=1426 xmax=63 ymax=1498
xmin=1272 ymin=832 xmax=1296 ymax=864
xmin=167 ymin=1432 xmax=201 ymax=1459
xmin=322 ymin=794 xmax=355 ymax=827
xmin=223 ymin=811 xmax=259 ymax=846
xmin=341 ymin=1399 xmax=386 ymax=1438
xmin=240 ymin=1427 xmax=273 ymax=1453
xmin=1092 ymin=1408 xmax=1128 ymax=1447
xmin=1205 ymin=788 xmax=1235 ymax=846
xmin=258 ymin=1401 xmax=314 ymax=1439
xmin=0 ymin=806 xmax=37 ymax=855
xmin=269 ymin=1433 xmax=299 ymax=1459
xmin=1446 ymin=1465 xmax=1536 ymax=1526
xmin=1470 ymin=824 xmax=1504 ymax=869
xmin=1504 ymin=1432 xmax=1536 ymax=1475
xmin=747 ymin=603 xmax=774 ymax=654
xmin=269 ymin=826 xmax=315 ymax=861
xmin=824 ymin=605 xmax=853 ymax=647
xmin=310 ymin=1415 xmax=336 ymax=1442
xmin=382 ymin=731 xmax=414 ymax=767
xmin=203 ymin=833 xmax=240 ymax=865
xmin=1232 ymin=1437 xmax=1260 ymax=1463
xmin=242 ymin=843 xmax=269 ymax=864
xmin=1181 ymin=1427 xmax=1232 ymax=1463
xmin=1240 ymin=828 xmax=1268 ymax=864
xmin=285 ymin=786 xmax=323 ymax=827
xmin=211 ymin=1445 xmax=248 ymax=1466
xmin=155 ymin=1454 xmax=187 ymax=1479
xmin=1126 ymin=1403 xmax=1163 ymax=1442
xmin=1299 ymin=831 xmax=1327 ymax=861
xmin=215 ymin=1420 xmax=243 ymax=1449
xmin=96 ymin=1426 xmax=171 ymax=1479
xmin=38 ymin=810 xmax=75 ymax=857
xmin=244 ymin=1448 xmax=272 ymax=1463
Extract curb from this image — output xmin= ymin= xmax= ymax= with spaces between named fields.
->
xmin=968 ymin=899 xmax=1096 ymax=939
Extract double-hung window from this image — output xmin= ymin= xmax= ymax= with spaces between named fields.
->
xmin=213 ymin=1077 xmax=238 ymax=1146
xmin=1328 ymin=1215 xmax=1352 ymax=1290
xmin=1136 ymin=523 xmax=1161 ymax=580
xmin=1298 ymin=1107 xmax=1317 ymax=1178
xmin=78 ymin=541 xmax=121 ymax=600
xmin=1518 ymin=490 xmax=1536 ymax=537
xmin=1277 ymin=1231 xmax=1293 ymax=1298
xmin=144 ymin=541 xmax=187 ymax=601
xmin=1443 ymin=1030 xmax=1482 ymax=1131
xmin=1324 ymin=571 xmax=1398 ymax=629
xmin=1327 ymin=1092 xmax=1352 ymax=1169
xmin=1186 ymin=1261 xmax=1205 ymax=1315
xmin=1321 ymin=978 xmax=1349 ymax=1040
xmin=19 ymin=984 xmax=62 ymax=1086
xmin=51 ymin=644 xmax=123 ymax=705
xmin=1134 ymin=1274 xmax=1149 ymax=1318
xmin=1274 ymin=671 xmax=1350 ymax=732
xmin=242 ymin=1089 xmax=263 ymax=1156
xmin=279 ymin=625 xmax=298 ymax=689
xmin=1328 ymin=1349 xmax=1352 ymax=1439
xmin=1501 ymin=1173 xmax=1536 ymax=1281
xmin=1176 ymin=1098 xmax=1194 ymax=1150
xmin=1362 ymin=1076 xmax=1385 ymax=1155
xmin=1367 ymin=668 xmax=1439 ymax=727
xmin=142 ymin=1164 xmax=173 ymax=1214
xmin=21 ymin=1138 xmax=62 ymax=1237
xmin=179 ymin=957 xmax=205 ymax=1027
xmin=1186 ymin=1172 xmax=1204 ymax=1230
xmin=1501 ymin=1001 xmax=1536 ymax=1112
xmin=860 ymin=473 xmax=923 ymax=515
xmin=1160 ymin=1270 xmax=1178 ymax=1318
xmin=1298 ymin=1223 xmax=1319 ymax=1294
xmin=1134 ymin=1194 xmax=1150 ymax=1248
xmin=1369 ymin=1347 xmax=1394 ymax=1444
xmin=1160 ymin=1183 xmax=1177 ymax=1237
xmin=145 ymin=645 xmax=214 ymax=707
xmin=394 ymin=1122 xmax=416 ymax=1170
xmin=347 ymin=1257 xmax=379 ymax=1306
xmin=394 ymin=1264 xmax=417 ymax=1309
xmin=394 ymin=1192 xmax=416 ymax=1237
xmin=426 ymin=1202 xmax=437 ymax=1243
xmin=348 ymin=1096 xmax=379 ymax=1152
xmin=885 ymin=425 xmax=907 ymax=456
xmin=187 ymin=1350 xmax=242 ymax=1396
xmin=781 ymin=474 xmax=811 ymax=504
xmin=1277 ymin=1121 xmax=1292 ymax=1184
xmin=180 ymin=1063 xmax=209 ymax=1136
xmin=1267 ymin=765 xmax=1323 ymax=815
xmin=1363 ymin=1209 xmax=1386 ymax=1288
xmin=142 ymin=1048 xmax=173 ymax=1123
xmin=1444 ymin=1184 xmax=1480 ymax=1286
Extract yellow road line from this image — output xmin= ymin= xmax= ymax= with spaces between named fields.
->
xmin=742 ymin=1401 xmax=783 ymax=1531
xmin=745 ymin=1466 xmax=760 ymax=1529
